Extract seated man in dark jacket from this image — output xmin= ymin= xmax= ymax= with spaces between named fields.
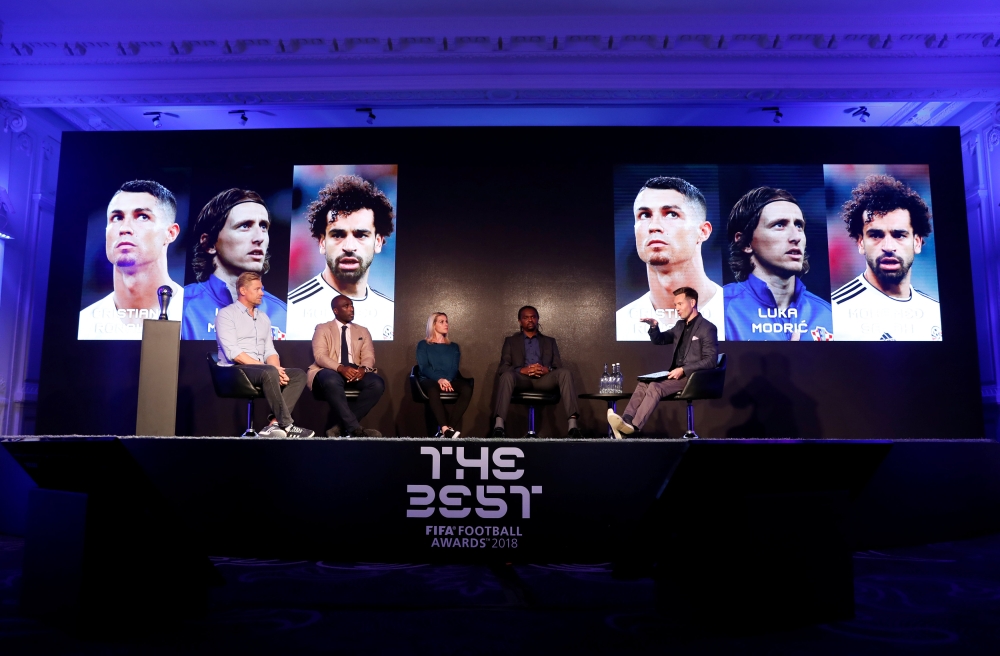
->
xmin=492 ymin=306 xmax=581 ymax=438
xmin=609 ymin=286 xmax=719 ymax=438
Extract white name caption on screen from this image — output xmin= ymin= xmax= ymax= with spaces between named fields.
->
xmin=407 ymin=446 xmax=540 ymax=549
xmin=753 ymin=307 xmax=809 ymax=335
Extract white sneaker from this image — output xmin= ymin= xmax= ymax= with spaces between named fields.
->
xmin=607 ymin=409 xmax=635 ymax=440
xmin=607 ymin=409 xmax=622 ymax=439
xmin=258 ymin=423 xmax=287 ymax=437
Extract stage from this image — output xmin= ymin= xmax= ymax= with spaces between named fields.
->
xmin=4 ymin=436 xmax=1000 ymax=627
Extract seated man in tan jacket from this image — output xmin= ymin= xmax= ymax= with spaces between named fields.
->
xmin=307 ymin=294 xmax=385 ymax=437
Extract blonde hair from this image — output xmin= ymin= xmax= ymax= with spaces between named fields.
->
xmin=425 ymin=312 xmax=450 ymax=344
xmin=236 ymin=271 xmax=262 ymax=296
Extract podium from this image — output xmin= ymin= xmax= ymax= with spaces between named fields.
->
xmin=136 ymin=319 xmax=180 ymax=436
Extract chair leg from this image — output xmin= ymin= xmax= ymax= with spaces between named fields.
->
xmin=525 ymin=406 xmax=538 ymax=438
xmin=683 ymin=400 xmax=699 ymax=439
xmin=242 ymin=399 xmax=258 ymax=438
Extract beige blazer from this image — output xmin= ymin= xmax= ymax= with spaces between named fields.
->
xmin=307 ymin=320 xmax=376 ymax=389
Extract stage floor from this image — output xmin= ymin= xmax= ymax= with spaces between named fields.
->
xmin=4 ymin=436 xmax=1000 ymax=641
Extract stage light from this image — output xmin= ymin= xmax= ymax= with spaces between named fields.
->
xmin=228 ymin=110 xmax=249 ymax=125
xmin=142 ymin=111 xmax=178 ymax=128
xmin=356 ymin=107 xmax=376 ymax=124
xmin=762 ymin=106 xmax=783 ymax=124
xmin=228 ymin=109 xmax=275 ymax=127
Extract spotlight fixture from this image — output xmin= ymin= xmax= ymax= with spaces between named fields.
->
xmin=228 ymin=109 xmax=276 ymax=127
xmin=356 ymin=107 xmax=376 ymax=124
xmin=762 ymin=106 xmax=783 ymax=124
xmin=229 ymin=109 xmax=249 ymax=126
xmin=845 ymin=106 xmax=871 ymax=123
xmin=142 ymin=111 xmax=178 ymax=128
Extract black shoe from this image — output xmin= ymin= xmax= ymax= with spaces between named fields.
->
xmin=567 ymin=427 xmax=584 ymax=439
xmin=350 ymin=427 xmax=383 ymax=437
xmin=491 ymin=426 xmax=506 ymax=438
xmin=283 ymin=424 xmax=315 ymax=438
xmin=443 ymin=428 xmax=461 ymax=439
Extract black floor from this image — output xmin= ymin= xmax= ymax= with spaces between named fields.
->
xmin=3 ymin=532 xmax=1000 ymax=654
xmin=985 ymin=402 xmax=1000 ymax=442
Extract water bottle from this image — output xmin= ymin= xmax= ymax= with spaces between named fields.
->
xmin=600 ymin=363 xmax=609 ymax=394
xmin=616 ymin=363 xmax=624 ymax=394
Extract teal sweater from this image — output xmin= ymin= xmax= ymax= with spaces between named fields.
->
xmin=416 ymin=341 xmax=461 ymax=381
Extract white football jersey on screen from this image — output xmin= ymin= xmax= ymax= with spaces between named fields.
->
xmin=831 ymin=273 xmax=941 ymax=341
xmin=285 ymin=273 xmax=394 ymax=341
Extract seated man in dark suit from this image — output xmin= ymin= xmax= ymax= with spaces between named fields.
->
xmin=492 ymin=306 xmax=582 ymax=438
xmin=609 ymin=286 xmax=719 ymax=438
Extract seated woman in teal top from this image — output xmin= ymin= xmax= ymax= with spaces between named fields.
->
xmin=416 ymin=312 xmax=474 ymax=438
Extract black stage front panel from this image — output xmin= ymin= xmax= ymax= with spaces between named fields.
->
xmin=3 ymin=437 xmax=901 ymax=562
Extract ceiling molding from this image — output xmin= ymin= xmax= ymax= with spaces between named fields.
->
xmin=10 ymin=88 xmax=1000 ymax=109
xmin=0 ymin=97 xmax=27 ymax=132
xmin=3 ymin=32 xmax=998 ymax=64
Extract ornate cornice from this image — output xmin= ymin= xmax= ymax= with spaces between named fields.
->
xmin=10 ymin=87 xmax=1000 ymax=108
xmin=0 ymin=97 xmax=27 ymax=132
xmin=2 ymin=31 xmax=999 ymax=65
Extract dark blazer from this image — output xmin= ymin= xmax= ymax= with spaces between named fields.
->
xmin=498 ymin=331 xmax=563 ymax=376
xmin=649 ymin=314 xmax=719 ymax=376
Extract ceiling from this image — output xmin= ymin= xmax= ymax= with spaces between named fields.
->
xmin=2 ymin=1 xmax=998 ymax=132
xmin=3 ymin=0 xmax=998 ymax=22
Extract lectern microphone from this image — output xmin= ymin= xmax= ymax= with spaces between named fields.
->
xmin=157 ymin=285 xmax=173 ymax=320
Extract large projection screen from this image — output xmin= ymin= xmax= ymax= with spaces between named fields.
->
xmin=37 ymin=127 xmax=982 ymax=439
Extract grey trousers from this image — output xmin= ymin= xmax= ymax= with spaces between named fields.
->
xmin=236 ymin=364 xmax=307 ymax=427
xmin=494 ymin=368 xmax=579 ymax=421
xmin=622 ymin=378 xmax=686 ymax=429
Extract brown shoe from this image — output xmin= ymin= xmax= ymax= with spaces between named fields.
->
xmin=349 ymin=427 xmax=382 ymax=437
